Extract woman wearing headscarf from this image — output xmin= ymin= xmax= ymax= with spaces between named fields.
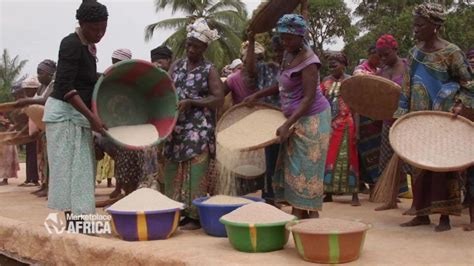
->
xmin=43 ymin=0 xmax=108 ymax=222
xmin=464 ymin=48 xmax=474 ymax=231
xmin=0 ymin=112 xmax=20 ymax=186
xmin=111 ymin=48 xmax=132 ymax=64
xmin=151 ymin=46 xmax=173 ymax=71
xmin=14 ymin=60 xmax=56 ymax=196
xmin=398 ymin=3 xmax=474 ymax=232
xmin=319 ymin=53 xmax=360 ymax=206
xmin=15 ymin=77 xmax=41 ymax=187
xmin=353 ymin=46 xmax=382 ymax=193
xmin=374 ymin=34 xmax=412 ymax=211
xmin=223 ymin=38 xmax=266 ymax=105
xmin=164 ymin=18 xmax=224 ymax=230
xmin=244 ymin=14 xmax=331 ymax=219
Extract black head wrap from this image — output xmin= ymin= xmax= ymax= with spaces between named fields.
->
xmin=76 ymin=0 xmax=108 ymax=22
xmin=151 ymin=46 xmax=173 ymax=61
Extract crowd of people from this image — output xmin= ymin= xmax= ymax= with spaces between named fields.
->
xmin=0 ymin=1 xmax=473 ymax=233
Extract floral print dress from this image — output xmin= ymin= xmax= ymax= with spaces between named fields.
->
xmin=164 ymin=58 xmax=216 ymax=219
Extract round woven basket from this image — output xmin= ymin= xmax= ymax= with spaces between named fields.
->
xmin=0 ymin=102 xmax=16 ymax=113
xmin=389 ymin=111 xmax=474 ymax=172
xmin=92 ymin=59 xmax=178 ymax=149
xmin=248 ymin=0 xmax=302 ymax=34
xmin=340 ymin=75 xmax=401 ymax=120
xmin=216 ymin=102 xmax=283 ymax=151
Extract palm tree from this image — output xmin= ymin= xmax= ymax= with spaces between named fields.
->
xmin=145 ymin=0 xmax=248 ymax=69
xmin=0 ymin=49 xmax=28 ymax=103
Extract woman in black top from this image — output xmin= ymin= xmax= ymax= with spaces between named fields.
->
xmin=43 ymin=0 xmax=108 ymax=222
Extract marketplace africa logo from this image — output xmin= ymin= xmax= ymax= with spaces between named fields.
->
xmin=44 ymin=213 xmax=112 ymax=235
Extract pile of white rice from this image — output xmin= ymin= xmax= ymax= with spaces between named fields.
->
xmin=291 ymin=218 xmax=368 ymax=233
xmin=107 ymin=188 xmax=184 ymax=212
xmin=220 ymin=202 xmax=295 ymax=224
xmin=203 ymin=195 xmax=254 ymax=205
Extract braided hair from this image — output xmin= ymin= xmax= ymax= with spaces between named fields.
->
xmin=76 ymin=0 xmax=108 ymax=23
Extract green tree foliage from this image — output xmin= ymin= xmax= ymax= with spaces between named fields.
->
xmin=0 ymin=49 xmax=27 ymax=103
xmin=145 ymin=0 xmax=248 ymax=69
xmin=307 ymin=0 xmax=359 ymax=55
xmin=344 ymin=1 xmax=473 ymax=72
xmin=443 ymin=4 xmax=474 ymax=51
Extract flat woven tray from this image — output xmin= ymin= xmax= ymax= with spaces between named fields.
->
xmin=248 ymin=0 xmax=302 ymax=34
xmin=0 ymin=131 xmax=19 ymax=141
xmin=216 ymin=102 xmax=284 ymax=151
xmin=0 ymin=134 xmax=36 ymax=145
xmin=0 ymin=102 xmax=16 ymax=113
xmin=340 ymin=75 xmax=401 ymax=120
xmin=389 ymin=111 xmax=474 ymax=172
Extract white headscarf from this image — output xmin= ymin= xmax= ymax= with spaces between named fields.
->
xmin=112 ymin=49 xmax=132 ymax=61
xmin=21 ymin=76 xmax=41 ymax=89
xmin=186 ymin=18 xmax=220 ymax=44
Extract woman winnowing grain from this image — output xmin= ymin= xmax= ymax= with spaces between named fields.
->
xmin=163 ymin=18 xmax=224 ymax=230
xmin=244 ymin=14 xmax=331 ymax=219
xmin=43 ymin=0 xmax=108 ymax=221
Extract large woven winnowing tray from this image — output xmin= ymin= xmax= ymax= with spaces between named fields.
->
xmin=0 ymin=102 xmax=16 ymax=113
xmin=248 ymin=0 xmax=302 ymax=34
xmin=389 ymin=111 xmax=474 ymax=172
xmin=340 ymin=75 xmax=401 ymax=120
xmin=216 ymin=102 xmax=285 ymax=151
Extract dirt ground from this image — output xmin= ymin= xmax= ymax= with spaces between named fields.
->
xmin=0 ymin=164 xmax=473 ymax=265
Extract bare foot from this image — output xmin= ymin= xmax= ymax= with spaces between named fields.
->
xmin=435 ymin=223 xmax=451 ymax=232
xmin=292 ymin=208 xmax=309 ymax=219
xmin=402 ymin=207 xmax=416 ymax=215
xmin=107 ymin=178 xmax=113 ymax=188
xmin=32 ymin=184 xmax=46 ymax=194
xmin=462 ymin=223 xmax=474 ymax=231
xmin=323 ymin=194 xmax=333 ymax=202
xmin=351 ymin=194 xmax=361 ymax=206
xmin=308 ymin=211 xmax=319 ymax=218
xmin=434 ymin=215 xmax=451 ymax=232
xmin=109 ymin=188 xmax=122 ymax=199
xmin=36 ymin=189 xmax=48 ymax=197
xmin=180 ymin=220 xmax=201 ymax=230
xmin=400 ymin=216 xmax=430 ymax=227
xmin=375 ymin=203 xmax=397 ymax=211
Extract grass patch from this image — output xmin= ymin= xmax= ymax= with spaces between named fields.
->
xmin=17 ymin=146 xmax=26 ymax=163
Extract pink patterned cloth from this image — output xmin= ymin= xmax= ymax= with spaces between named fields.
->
xmin=0 ymin=144 xmax=19 ymax=179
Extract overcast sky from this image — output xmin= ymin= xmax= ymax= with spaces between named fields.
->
xmin=0 ymin=0 xmax=356 ymax=78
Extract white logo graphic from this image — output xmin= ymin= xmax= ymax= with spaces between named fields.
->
xmin=44 ymin=213 xmax=66 ymax=234
xmin=44 ymin=213 xmax=112 ymax=235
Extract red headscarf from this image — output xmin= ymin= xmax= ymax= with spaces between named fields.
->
xmin=376 ymin=34 xmax=398 ymax=50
